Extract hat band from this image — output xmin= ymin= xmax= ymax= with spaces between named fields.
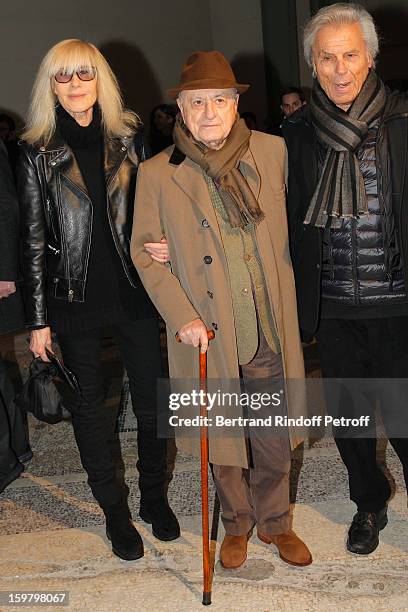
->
xmin=172 ymin=77 xmax=247 ymax=93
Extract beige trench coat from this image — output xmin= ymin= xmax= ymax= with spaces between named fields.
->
xmin=131 ymin=130 xmax=305 ymax=468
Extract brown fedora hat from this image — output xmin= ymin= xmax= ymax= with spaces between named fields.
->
xmin=167 ymin=50 xmax=249 ymax=99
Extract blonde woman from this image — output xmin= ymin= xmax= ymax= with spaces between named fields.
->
xmin=17 ymin=39 xmax=179 ymax=560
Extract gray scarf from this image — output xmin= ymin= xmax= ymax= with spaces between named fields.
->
xmin=305 ymin=70 xmax=386 ymax=229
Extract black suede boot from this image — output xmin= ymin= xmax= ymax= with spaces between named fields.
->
xmin=139 ymin=495 xmax=180 ymax=541
xmin=104 ymin=501 xmax=144 ymax=560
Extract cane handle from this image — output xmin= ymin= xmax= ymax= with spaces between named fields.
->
xmin=175 ymin=329 xmax=215 ymax=343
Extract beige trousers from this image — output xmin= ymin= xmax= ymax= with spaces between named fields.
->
xmin=212 ymin=329 xmax=291 ymax=536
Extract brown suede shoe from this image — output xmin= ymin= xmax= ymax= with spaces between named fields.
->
xmin=220 ymin=529 xmax=253 ymax=569
xmin=257 ymin=529 xmax=312 ymax=566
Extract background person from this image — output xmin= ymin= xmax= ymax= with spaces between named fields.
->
xmin=0 ymin=140 xmax=30 ymax=494
xmin=280 ymin=86 xmax=307 ymax=119
xmin=149 ymin=103 xmax=178 ymax=155
xmin=0 ymin=113 xmax=20 ymax=177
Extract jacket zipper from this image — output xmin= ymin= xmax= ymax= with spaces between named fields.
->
xmin=55 ymin=173 xmax=93 ymax=302
xmin=55 ymin=176 xmax=73 ymax=303
xmin=375 ymin=125 xmax=391 ymax=284
xmin=106 ymin=193 xmax=133 ymax=283
xmin=398 ymin=122 xmax=407 ymax=285
xmin=351 ymin=219 xmax=359 ymax=305
xmin=106 ymin=153 xmax=133 ymax=283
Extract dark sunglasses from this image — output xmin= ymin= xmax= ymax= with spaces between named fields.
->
xmin=54 ymin=67 xmax=96 ymax=83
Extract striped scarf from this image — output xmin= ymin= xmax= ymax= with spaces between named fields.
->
xmin=304 ymin=70 xmax=386 ymax=229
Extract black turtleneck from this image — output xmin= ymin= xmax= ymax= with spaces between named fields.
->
xmin=47 ymin=105 xmax=154 ymax=333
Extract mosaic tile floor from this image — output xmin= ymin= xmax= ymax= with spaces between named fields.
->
xmin=0 ymin=330 xmax=407 ymax=611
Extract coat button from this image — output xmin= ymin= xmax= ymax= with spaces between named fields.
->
xmin=244 ymin=253 xmax=252 ymax=261
xmin=207 ymin=291 xmax=213 ymax=299
xmin=49 ymin=160 xmax=56 ymax=166
xmin=317 ymin=263 xmax=321 ymax=269
xmin=203 ymin=255 xmax=212 ymax=264
xmin=241 ymin=288 xmax=249 ymax=295
xmin=121 ymin=146 xmax=127 ymax=152
xmin=212 ymin=323 xmax=218 ymax=330
xmin=202 ymin=219 xmax=210 ymax=228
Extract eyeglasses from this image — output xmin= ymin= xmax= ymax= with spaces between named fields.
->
xmin=54 ymin=67 xmax=96 ymax=83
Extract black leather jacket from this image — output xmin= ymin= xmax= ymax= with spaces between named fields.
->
xmin=17 ymin=130 xmax=147 ymax=328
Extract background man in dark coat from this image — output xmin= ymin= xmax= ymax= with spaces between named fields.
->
xmin=0 ymin=140 xmax=30 ymax=494
xmin=283 ymin=2 xmax=408 ymax=556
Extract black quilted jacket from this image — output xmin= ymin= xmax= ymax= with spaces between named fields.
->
xmin=283 ymin=90 xmax=408 ymax=339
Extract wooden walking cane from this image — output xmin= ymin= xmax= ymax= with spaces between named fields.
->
xmin=199 ymin=329 xmax=215 ymax=605
xmin=176 ymin=328 xmax=215 ymax=605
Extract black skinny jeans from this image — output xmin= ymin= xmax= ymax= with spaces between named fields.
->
xmin=57 ymin=318 xmax=166 ymax=509
xmin=0 ymin=358 xmax=21 ymax=490
xmin=317 ymin=316 xmax=408 ymax=512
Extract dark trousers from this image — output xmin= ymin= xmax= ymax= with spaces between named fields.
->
xmin=0 ymin=363 xmax=22 ymax=491
xmin=317 ymin=317 xmax=408 ymax=512
xmin=212 ymin=330 xmax=291 ymax=536
xmin=0 ymin=355 xmax=31 ymax=492
xmin=58 ymin=318 xmax=166 ymax=509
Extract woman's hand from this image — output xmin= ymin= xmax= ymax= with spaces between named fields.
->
xmin=30 ymin=327 xmax=53 ymax=361
xmin=144 ymin=237 xmax=169 ymax=263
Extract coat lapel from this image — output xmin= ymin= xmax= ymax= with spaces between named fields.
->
xmin=239 ymin=147 xmax=261 ymax=199
xmin=51 ymin=146 xmax=89 ymax=198
xmin=45 ymin=137 xmax=127 ymax=200
xmin=172 ymin=156 xmax=222 ymax=236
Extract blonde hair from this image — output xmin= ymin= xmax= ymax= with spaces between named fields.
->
xmin=23 ymin=39 xmax=139 ymax=145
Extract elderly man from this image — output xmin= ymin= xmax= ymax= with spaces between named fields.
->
xmin=131 ymin=51 xmax=311 ymax=568
xmin=283 ymin=2 xmax=408 ymax=555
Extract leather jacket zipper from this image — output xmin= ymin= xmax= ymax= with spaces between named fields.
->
xmin=55 ymin=173 xmax=93 ymax=298
xmin=106 ymin=193 xmax=133 ymax=283
xmin=106 ymin=151 xmax=133 ymax=283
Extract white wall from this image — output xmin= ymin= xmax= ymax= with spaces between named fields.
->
xmin=0 ymin=0 xmax=213 ymax=126
xmin=209 ymin=0 xmax=268 ymax=126
xmin=0 ymin=0 xmax=269 ymax=129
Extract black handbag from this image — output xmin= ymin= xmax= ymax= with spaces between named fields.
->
xmin=16 ymin=349 xmax=80 ymax=424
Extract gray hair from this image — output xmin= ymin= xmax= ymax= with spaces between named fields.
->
xmin=304 ymin=3 xmax=379 ymax=69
